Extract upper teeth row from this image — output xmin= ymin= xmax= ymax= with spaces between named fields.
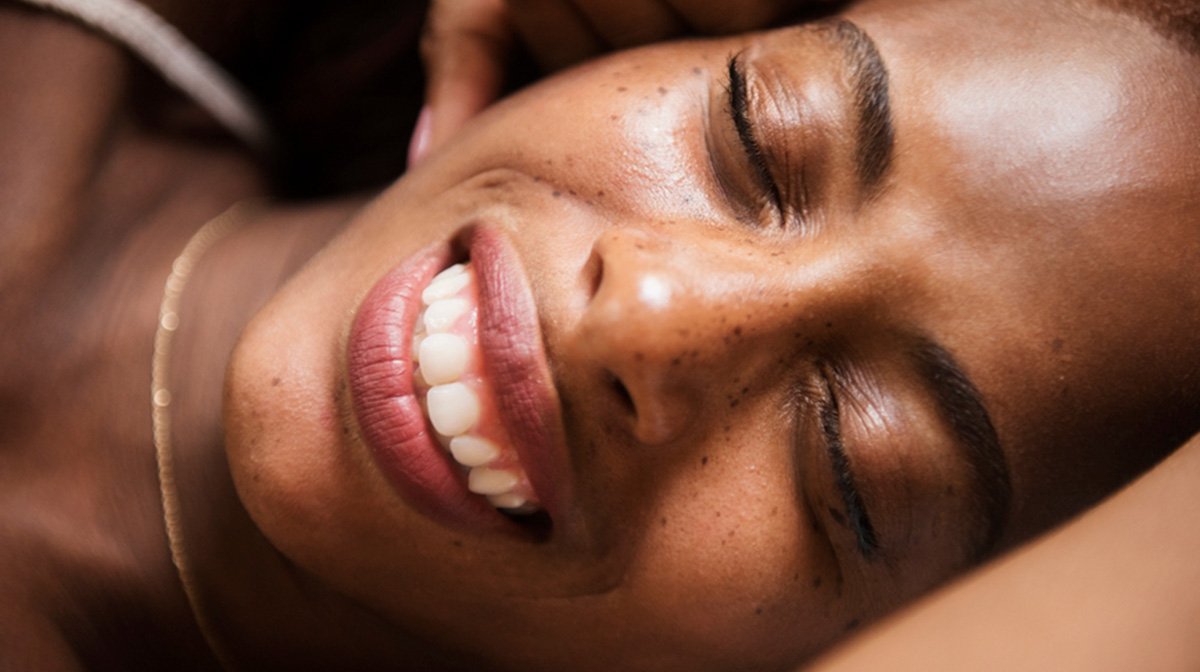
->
xmin=413 ymin=263 xmax=538 ymax=514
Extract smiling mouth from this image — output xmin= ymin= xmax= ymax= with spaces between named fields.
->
xmin=347 ymin=226 xmax=566 ymax=538
xmin=411 ymin=262 xmax=542 ymax=515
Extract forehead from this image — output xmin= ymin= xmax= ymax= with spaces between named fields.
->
xmin=800 ymin=2 xmax=1200 ymax=531
xmin=846 ymin=0 xmax=1200 ymax=215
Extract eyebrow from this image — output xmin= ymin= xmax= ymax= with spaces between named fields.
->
xmin=825 ymin=19 xmax=895 ymax=199
xmin=909 ymin=337 xmax=1012 ymax=561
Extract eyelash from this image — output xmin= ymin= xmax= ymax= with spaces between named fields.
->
xmin=816 ymin=369 xmax=880 ymax=558
xmin=726 ymin=54 xmax=785 ymax=217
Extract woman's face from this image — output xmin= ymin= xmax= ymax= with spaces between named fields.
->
xmin=226 ymin=0 xmax=1200 ymax=669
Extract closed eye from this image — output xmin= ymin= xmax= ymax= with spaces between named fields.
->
xmin=817 ymin=370 xmax=880 ymax=558
xmin=726 ymin=54 xmax=784 ymax=215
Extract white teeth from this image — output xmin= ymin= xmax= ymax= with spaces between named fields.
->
xmin=449 ymin=435 xmax=500 ymax=467
xmin=423 ymin=298 xmax=468 ymax=333
xmin=422 ymin=264 xmax=471 ymax=305
xmin=413 ymin=263 xmax=542 ymax=515
xmin=425 ymin=382 xmax=480 ymax=436
xmin=468 ymin=467 xmax=520 ymax=495
xmin=434 ymin=262 xmax=467 ymax=280
xmin=417 ymin=333 xmax=470 ymax=385
xmin=487 ymin=492 xmax=527 ymax=510
xmin=411 ymin=332 xmax=425 ymax=363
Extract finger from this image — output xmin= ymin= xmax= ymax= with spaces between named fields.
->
xmin=415 ymin=0 xmax=512 ymax=165
xmin=507 ymin=0 xmax=607 ymax=71
xmin=663 ymin=0 xmax=797 ymax=34
xmin=573 ymin=0 xmax=688 ymax=49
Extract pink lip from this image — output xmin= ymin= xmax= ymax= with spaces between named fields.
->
xmin=345 ymin=227 xmax=568 ymax=534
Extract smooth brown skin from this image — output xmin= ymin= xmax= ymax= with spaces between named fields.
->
xmin=2 ymin=0 xmax=1199 ymax=671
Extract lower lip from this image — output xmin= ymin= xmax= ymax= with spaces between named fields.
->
xmin=345 ymin=242 xmax=509 ymax=532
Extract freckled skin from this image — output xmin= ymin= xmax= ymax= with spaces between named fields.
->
xmin=223 ymin=1 xmax=1200 ymax=670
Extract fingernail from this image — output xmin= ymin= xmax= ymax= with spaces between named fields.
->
xmin=407 ymin=105 xmax=433 ymax=169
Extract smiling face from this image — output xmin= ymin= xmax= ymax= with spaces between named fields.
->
xmin=224 ymin=0 xmax=1200 ymax=669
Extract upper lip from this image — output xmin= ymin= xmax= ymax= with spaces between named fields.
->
xmin=463 ymin=225 xmax=571 ymax=525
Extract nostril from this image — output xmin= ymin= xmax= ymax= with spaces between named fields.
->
xmin=586 ymin=251 xmax=604 ymax=304
xmin=608 ymin=371 xmax=635 ymax=413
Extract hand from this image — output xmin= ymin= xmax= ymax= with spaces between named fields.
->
xmin=410 ymin=0 xmax=815 ymax=167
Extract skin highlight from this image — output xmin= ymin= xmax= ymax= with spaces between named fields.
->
xmin=2 ymin=0 xmax=1198 ymax=670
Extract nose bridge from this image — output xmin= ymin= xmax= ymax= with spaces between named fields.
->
xmin=578 ymin=227 xmax=792 ymax=444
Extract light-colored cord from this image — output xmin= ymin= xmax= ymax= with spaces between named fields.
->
xmin=15 ymin=0 xmax=273 ymax=153
xmin=152 ymin=204 xmax=251 ymax=671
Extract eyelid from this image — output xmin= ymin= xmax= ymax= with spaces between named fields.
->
xmin=726 ymin=54 xmax=785 ymax=216
xmin=817 ymin=367 xmax=881 ymax=559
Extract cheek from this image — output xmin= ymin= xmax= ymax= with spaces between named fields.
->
xmin=432 ymin=45 xmax=731 ymax=223
xmin=607 ymin=429 xmax=844 ymax=663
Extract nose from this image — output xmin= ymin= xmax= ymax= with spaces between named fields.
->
xmin=565 ymin=227 xmax=802 ymax=445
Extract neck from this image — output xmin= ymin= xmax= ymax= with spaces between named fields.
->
xmin=0 ymin=5 xmax=358 ymax=667
xmin=164 ymin=200 xmax=377 ymax=670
